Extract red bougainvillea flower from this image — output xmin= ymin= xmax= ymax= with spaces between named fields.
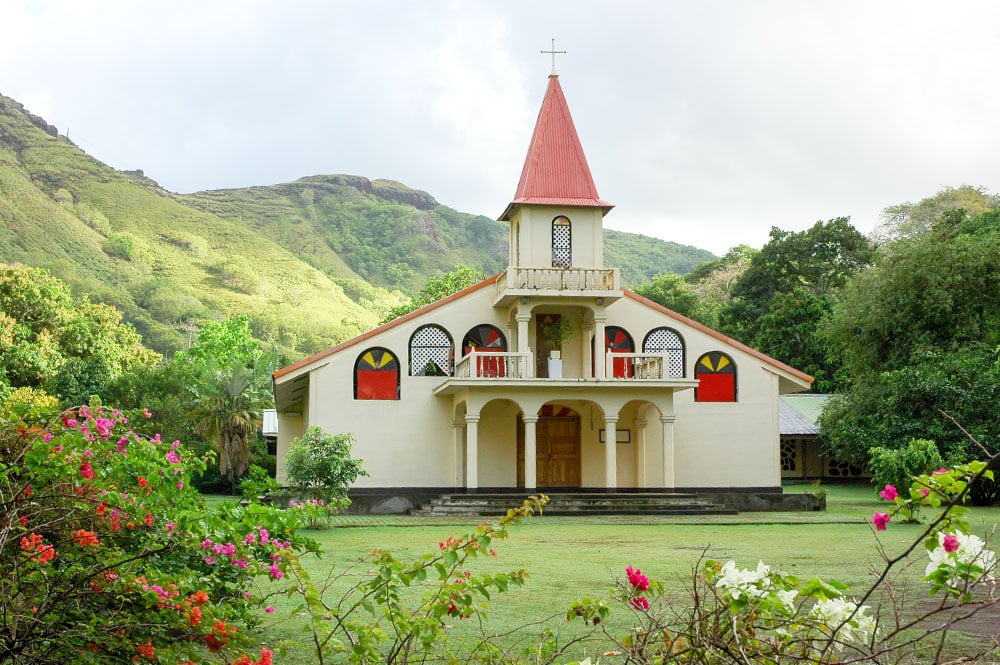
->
xmin=72 ymin=529 xmax=100 ymax=547
xmin=625 ymin=565 xmax=650 ymax=591
xmin=878 ymin=485 xmax=897 ymax=501
xmin=872 ymin=512 xmax=891 ymax=531
xmin=80 ymin=461 xmax=95 ymax=480
xmin=630 ymin=596 xmax=650 ymax=611
xmin=943 ymin=534 xmax=960 ymax=553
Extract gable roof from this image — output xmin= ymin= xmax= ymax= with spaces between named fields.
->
xmin=624 ymin=289 xmax=814 ymax=389
xmin=780 ymin=394 xmax=831 ymax=435
xmin=500 ymin=74 xmax=613 ymax=221
xmin=273 ymin=273 xmax=502 ymax=382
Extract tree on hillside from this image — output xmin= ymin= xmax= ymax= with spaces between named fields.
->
xmin=381 ymin=266 xmax=485 ymax=324
xmin=719 ymin=218 xmax=875 ymax=344
xmin=678 ymin=245 xmax=756 ymax=329
xmin=0 ymin=264 xmax=160 ymax=404
xmin=820 ymin=208 xmax=1000 ymax=467
xmin=632 ymin=272 xmax=701 ymax=319
xmin=873 ymin=185 xmax=999 ymax=244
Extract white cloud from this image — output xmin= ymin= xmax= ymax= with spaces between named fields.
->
xmin=3 ymin=0 xmax=999 ymax=256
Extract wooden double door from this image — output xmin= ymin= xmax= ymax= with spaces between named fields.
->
xmin=517 ymin=415 xmax=581 ymax=487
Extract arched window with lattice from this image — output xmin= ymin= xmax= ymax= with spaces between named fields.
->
xmin=643 ymin=327 xmax=685 ymax=378
xmin=354 ymin=347 xmax=400 ymax=400
xmin=551 ymin=216 xmax=572 ymax=268
xmin=694 ymin=351 xmax=737 ymax=402
xmin=409 ymin=324 xmax=453 ymax=376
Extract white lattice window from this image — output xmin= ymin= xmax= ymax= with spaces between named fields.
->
xmin=643 ymin=327 xmax=685 ymax=377
xmin=409 ymin=325 xmax=452 ymax=376
xmin=551 ymin=216 xmax=571 ymax=268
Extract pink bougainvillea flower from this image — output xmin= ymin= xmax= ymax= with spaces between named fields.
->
xmin=878 ymin=485 xmax=898 ymax=501
xmin=265 ymin=606 xmax=275 ymax=614
xmin=919 ymin=488 xmax=930 ymax=497
xmin=80 ymin=461 xmax=95 ymax=480
xmin=932 ymin=468 xmax=949 ymax=476
xmin=942 ymin=534 xmax=960 ymax=553
xmin=872 ymin=512 xmax=891 ymax=531
xmin=630 ymin=596 xmax=650 ymax=611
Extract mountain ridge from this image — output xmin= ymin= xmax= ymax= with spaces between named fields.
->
xmin=0 ymin=92 xmax=716 ymax=360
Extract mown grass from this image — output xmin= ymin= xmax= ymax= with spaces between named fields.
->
xmin=207 ymin=485 xmax=1000 ymax=662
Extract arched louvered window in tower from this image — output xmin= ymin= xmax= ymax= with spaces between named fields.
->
xmin=354 ymin=347 xmax=400 ymax=400
xmin=551 ymin=216 xmax=572 ymax=268
xmin=643 ymin=327 xmax=685 ymax=377
xmin=409 ymin=324 xmax=453 ymax=376
xmin=694 ymin=351 xmax=737 ymax=402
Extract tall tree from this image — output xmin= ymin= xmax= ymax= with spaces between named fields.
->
xmin=632 ymin=272 xmax=701 ymax=319
xmin=381 ymin=266 xmax=485 ymax=324
xmin=820 ymin=208 xmax=1000 ymax=466
xmin=189 ymin=354 xmax=273 ymax=491
xmin=720 ymin=218 xmax=875 ymax=344
xmin=873 ymin=185 xmax=999 ymax=244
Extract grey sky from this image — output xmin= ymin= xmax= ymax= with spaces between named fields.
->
xmin=3 ymin=1 xmax=999 ymax=255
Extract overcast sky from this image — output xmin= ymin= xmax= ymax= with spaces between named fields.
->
xmin=4 ymin=1 xmax=1000 ymax=256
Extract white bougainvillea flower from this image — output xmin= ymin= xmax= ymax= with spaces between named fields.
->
xmin=926 ymin=530 xmax=998 ymax=589
xmin=809 ymin=597 xmax=877 ymax=646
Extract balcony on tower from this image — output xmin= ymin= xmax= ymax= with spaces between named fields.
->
xmin=493 ymin=266 xmax=623 ymax=307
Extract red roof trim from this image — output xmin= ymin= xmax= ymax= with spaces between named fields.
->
xmin=273 ymin=273 xmax=502 ymax=380
xmin=624 ymin=289 xmax=814 ymax=385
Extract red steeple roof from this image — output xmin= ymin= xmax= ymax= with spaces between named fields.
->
xmin=500 ymin=74 xmax=613 ymax=221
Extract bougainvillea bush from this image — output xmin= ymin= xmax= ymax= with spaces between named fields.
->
xmin=0 ymin=398 xmax=316 ymax=664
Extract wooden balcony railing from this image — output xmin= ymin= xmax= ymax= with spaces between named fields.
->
xmin=604 ymin=352 xmax=672 ymax=380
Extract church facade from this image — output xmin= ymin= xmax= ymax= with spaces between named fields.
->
xmin=272 ymin=73 xmax=813 ymax=504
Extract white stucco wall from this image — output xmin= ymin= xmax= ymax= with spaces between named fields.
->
xmin=275 ymin=284 xmax=804 ymax=490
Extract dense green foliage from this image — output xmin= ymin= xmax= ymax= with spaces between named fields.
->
xmin=604 ymin=229 xmax=716 ymax=286
xmin=0 ymin=264 xmax=159 ymax=403
xmin=284 ymin=427 xmax=368 ymax=504
xmin=632 ymin=272 xmax=701 ymax=319
xmin=867 ymin=438 xmax=944 ymax=498
xmin=1 ymin=398 xmax=313 ymax=663
xmin=821 ymin=206 xmax=1000 ymax=467
xmin=381 ymin=265 xmax=486 ymax=324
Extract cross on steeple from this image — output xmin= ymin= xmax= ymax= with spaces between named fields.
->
xmin=541 ymin=38 xmax=566 ymax=76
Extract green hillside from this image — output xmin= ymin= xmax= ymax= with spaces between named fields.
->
xmin=0 ymin=94 xmax=387 ymax=358
xmin=0 ymin=92 xmax=716 ymax=361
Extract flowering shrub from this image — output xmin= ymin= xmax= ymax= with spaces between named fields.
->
xmin=0 ymin=400 xmax=315 ymax=663
xmin=287 ymin=497 xmax=342 ymax=529
xmin=562 ymin=456 xmax=999 ymax=664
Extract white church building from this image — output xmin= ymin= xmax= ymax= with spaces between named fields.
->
xmin=272 ymin=71 xmax=813 ymax=510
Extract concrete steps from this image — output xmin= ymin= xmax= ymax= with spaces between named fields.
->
xmin=410 ymin=492 xmax=738 ymax=517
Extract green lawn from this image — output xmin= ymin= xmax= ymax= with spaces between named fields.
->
xmin=210 ymin=486 xmax=1000 ymax=663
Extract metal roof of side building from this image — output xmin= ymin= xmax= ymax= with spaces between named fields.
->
xmin=779 ymin=394 xmax=831 ymax=436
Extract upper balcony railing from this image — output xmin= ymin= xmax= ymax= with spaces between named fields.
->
xmin=493 ymin=267 xmax=621 ymax=305
xmin=455 ymin=351 xmax=533 ymax=379
xmin=451 ymin=351 xmax=676 ymax=382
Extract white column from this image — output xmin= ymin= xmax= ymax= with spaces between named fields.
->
xmin=523 ymin=414 xmax=539 ymax=490
xmin=581 ymin=321 xmax=593 ymax=379
xmin=604 ymin=414 xmax=618 ymax=488
xmin=661 ymin=415 xmax=676 ymax=489
xmin=634 ymin=418 xmax=647 ymax=488
xmin=593 ymin=315 xmax=606 ymax=379
xmin=465 ymin=414 xmax=480 ymax=489
xmin=516 ymin=312 xmax=531 ymax=353
xmin=453 ymin=421 xmax=464 ymax=489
